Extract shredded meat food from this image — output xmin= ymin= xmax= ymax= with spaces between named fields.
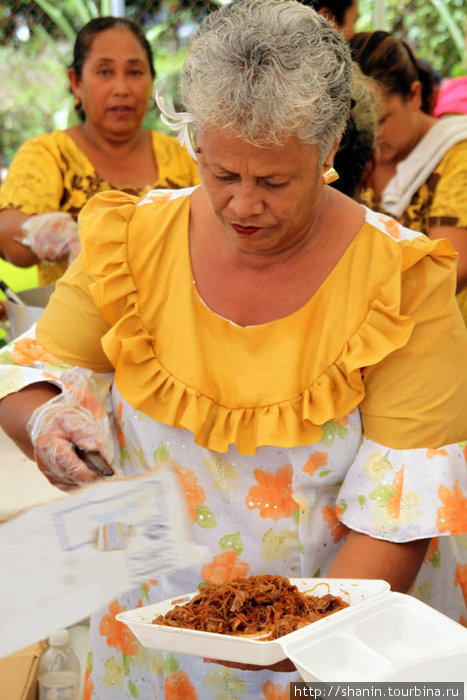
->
xmin=152 ymin=574 xmax=349 ymax=640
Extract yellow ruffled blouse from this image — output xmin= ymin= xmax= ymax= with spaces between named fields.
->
xmin=37 ymin=188 xmax=467 ymax=456
xmin=0 ymin=130 xmax=200 ymax=285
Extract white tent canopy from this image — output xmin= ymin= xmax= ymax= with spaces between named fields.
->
xmin=109 ymin=0 xmax=388 ymax=28
xmin=373 ymin=0 xmax=387 ymax=29
xmin=110 ymin=0 xmax=126 ymax=17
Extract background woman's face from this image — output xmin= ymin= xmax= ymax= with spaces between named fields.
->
xmin=339 ymin=0 xmax=359 ymax=38
xmin=71 ymin=27 xmax=153 ymax=138
xmin=376 ymin=89 xmax=421 ymax=163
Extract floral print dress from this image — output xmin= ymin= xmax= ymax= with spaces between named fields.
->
xmin=1 ymin=189 xmax=466 ymax=699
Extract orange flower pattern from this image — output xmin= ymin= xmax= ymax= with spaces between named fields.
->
xmin=303 ymin=451 xmax=328 ymax=476
xmin=172 ymin=460 xmax=207 ymax=524
xmin=116 ymin=401 xmax=126 ymax=448
xmin=387 ymin=468 xmax=404 ymax=520
xmin=262 ymin=680 xmax=291 ymax=700
xmin=11 ymin=337 xmax=60 ymax=365
xmin=83 ymin=666 xmax=94 ymax=700
xmin=322 ymin=504 xmax=349 ymax=543
xmin=246 ymin=464 xmax=297 ymax=520
xmin=437 ymin=481 xmax=467 ymax=534
xmin=377 ymin=213 xmax=401 ymax=240
xmin=201 ymin=549 xmax=250 ymax=584
xmin=427 ymin=447 xmax=448 ymax=459
xmin=99 ymin=600 xmax=139 ymax=656
xmin=165 ymin=669 xmax=197 ymax=700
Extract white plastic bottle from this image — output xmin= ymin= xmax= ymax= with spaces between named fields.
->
xmin=38 ymin=629 xmax=80 ymax=700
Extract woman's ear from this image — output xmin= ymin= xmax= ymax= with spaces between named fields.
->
xmin=409 ymin=80 xmax=423 ymax=110
xmin=323 ymin=138 xmax=340 ymax=170
xmin=67 ymin=68 xmax=81 ymax=98
xmin=317 ymin=6 xmax=338 ymax=28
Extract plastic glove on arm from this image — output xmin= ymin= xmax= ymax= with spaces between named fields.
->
xmin=25 ymin=368 xmax=114 ymax=490
xmin=20 ymin=212 xmax=80 ymax=263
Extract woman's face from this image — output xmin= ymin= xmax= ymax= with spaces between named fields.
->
xmin=339 ymin=0 xmax=359 ymax=38
xmin=376 ymin=86 xmax=422 ymax=164
xmin=69 ymin=27 xmax=153 ymax=140
xmin=196 ymin=128 xmax=331 ymax=257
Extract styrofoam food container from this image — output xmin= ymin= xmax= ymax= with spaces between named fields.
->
xmin=116 ymin=578 xmax=390 ymax=666
xmin=283 ymin=591 xmax=467 ymax=682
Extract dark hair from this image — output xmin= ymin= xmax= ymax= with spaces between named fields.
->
xmin=331 ymin=64 xmax=378 ymax=199
xmin=71 ymin=16 xmax=155 ymax=79
xmin=299 ymin=0 xmax=354 ymax=28
xmin=349 ymin=31 xmax=436 ymax=115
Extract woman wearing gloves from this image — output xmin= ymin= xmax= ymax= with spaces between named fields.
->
xmin=0 ymin=16 xmax=199 ymax=286
xmin=1 ymin=1 xmax=467 ymax=697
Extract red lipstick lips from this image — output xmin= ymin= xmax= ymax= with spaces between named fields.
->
xmin=232 ymin=224 xmax=260 ymax=236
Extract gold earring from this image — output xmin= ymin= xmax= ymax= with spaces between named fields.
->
xmin=323 ymin=167 xmax=339 ymax=184
xmin=74 ymin=97 xmax=83 ymax=112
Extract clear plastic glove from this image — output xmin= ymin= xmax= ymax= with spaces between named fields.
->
xmin=27 ymin=368 xmax=114 ymax=490
xmin=20 ymin=212 xmax=80 ymax=263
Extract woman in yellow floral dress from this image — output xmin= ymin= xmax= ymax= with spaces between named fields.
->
xmin=0 ymin=3 xmax=467 ymax=698
xmin=0 ymin=16 xmax=199 ymax=286
xmin=350 ymin=31 xmax=467 ymax=323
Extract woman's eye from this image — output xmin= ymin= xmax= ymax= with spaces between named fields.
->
xmin=214 ymin=173 xmax=236 ymax=182
xmin=263 ymin=180 xmax=287 ymax=189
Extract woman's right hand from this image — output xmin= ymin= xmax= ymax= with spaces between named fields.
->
xmin=27 ymin=397 xmax=112 ymax=490
xmin=26 ymin=368 xmax=114 ymax=490
xmin=20 ymin=212 xmax=80 ymax=263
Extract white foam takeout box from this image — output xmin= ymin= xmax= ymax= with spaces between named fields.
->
xmin=116 ymin=578 xmax=467 ymax=681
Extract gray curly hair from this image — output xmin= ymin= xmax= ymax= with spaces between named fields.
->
xmin=180 ymin=0 xmax=353 ymax=160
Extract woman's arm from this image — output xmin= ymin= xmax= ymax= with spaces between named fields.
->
xmin=0 ymin=382 xmax=61 ymax=459
xmin=0 ymin=209 xmax=39 ymax=267
xmin=429 ymin=224 xmax=467 ymax=292
xmin=328 ymin=530 xmax=429 ymax=592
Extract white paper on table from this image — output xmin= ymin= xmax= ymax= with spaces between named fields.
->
xmin=0 ymin=464 xmax=206 ymax=658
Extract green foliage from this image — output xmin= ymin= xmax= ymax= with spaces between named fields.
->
xmin=0 ymin=39 xmax=72 ymax=165
xmin=358 ymin=0 xmax=466 ymax=77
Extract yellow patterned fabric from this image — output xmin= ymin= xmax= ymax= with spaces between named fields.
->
xmin=398 ymin=141 xmax=467 ymax=234
xmin=0 ymin=130 xmax=200 ymax=285
xmin=37 ymin=190 xmax=467 ymax=456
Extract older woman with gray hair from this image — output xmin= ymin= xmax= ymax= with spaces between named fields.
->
xmin=1 ymin=0 xmax=466 ymax=696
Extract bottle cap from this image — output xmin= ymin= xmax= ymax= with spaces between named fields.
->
xmin=48 ymin=629 xmax=70 ymax=646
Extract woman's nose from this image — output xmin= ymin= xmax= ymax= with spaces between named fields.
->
xmin=229 ymin=186 xmax=265 ymax=218
xmin=111 ymin=74 xmax=130 ymax=94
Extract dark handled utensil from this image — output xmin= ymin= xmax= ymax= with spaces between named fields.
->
xmin=74 ymin=445 xmax=115 ymax=477
xmin=0 ymin=279 xmax=26 ymax=307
